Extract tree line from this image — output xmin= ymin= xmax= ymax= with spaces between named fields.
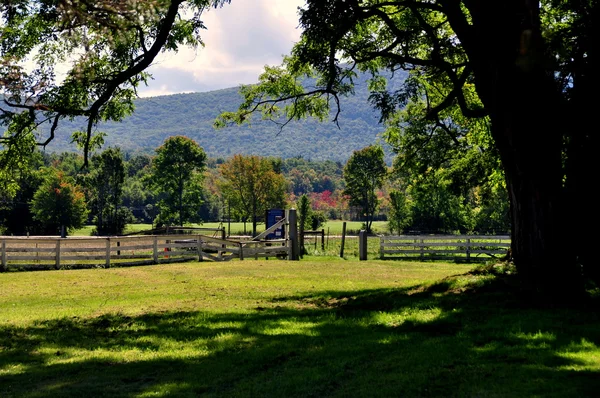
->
xmin=0 ymin=135 xmax=509 ymax=237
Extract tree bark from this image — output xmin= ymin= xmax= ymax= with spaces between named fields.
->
xmin=464 ymin=0 xmax=584 ymax=298
xmin=562 ymin=4 xmax=599 ymax=286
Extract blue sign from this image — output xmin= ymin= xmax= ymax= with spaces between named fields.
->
xmin=266 ymin=209 xmax=285 ymax=239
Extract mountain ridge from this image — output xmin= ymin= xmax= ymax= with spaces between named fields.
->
xmin=36 ymin=70 xmax=408 ymax=162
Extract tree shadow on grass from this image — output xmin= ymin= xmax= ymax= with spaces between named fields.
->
xmin=1 ymin=273 xmax=599 ymax=398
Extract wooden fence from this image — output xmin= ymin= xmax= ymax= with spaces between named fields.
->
xmin=0 ymin=234 xmax=291 ymax=271
xmin=197 ymin=236 xmax=289 ymax=262
xmin=379 ymin=235 xmax=510 ymax=262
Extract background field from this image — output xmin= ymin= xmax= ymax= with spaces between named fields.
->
xmin=1 ymin=259 xmax=599 ymax=397
xmin=72 ymin=221 xmax=390 ymax=237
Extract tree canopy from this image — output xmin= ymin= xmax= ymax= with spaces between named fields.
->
xmin=219 ymin=154 xmax=287 ymax=236
xmin=31 ymin=168 xmax=88 ymax=235
xmin=343 ymin=145 xmax=387 ymax=233
xmin=150 ymin=135 xmax=207 ymax=226
xmin=88 ymin=147 xmax=128 ymax=235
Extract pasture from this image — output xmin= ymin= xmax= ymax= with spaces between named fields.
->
xmin=71 ymin=221 xmax=390 ymax=238
xmin=1 ymin=259 xmax=599 ymax=397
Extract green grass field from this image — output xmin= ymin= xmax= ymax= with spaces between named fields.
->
xmin=71 ymin=221 xmax=389 ymax=237
xmin=1 ymin=259 xmax=599 ymax=397
xmin=203 ymin=220 xmax=389 ymax=236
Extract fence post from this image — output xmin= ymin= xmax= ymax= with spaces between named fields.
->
xmin=359 ymin=230 xmax=367 ymax=261
xmin=420 ymin=238 xmax=424 ymax=261
xmin=221 ymin=228 xmax=226 ymax=258
xmin=153 ymin=236 xmax=158 ymax=263
xmin=379 ymin=236 xmax=384 ymax=259
xmin=239 ymin=242 xmax=244 ymax=261
xmin=55 ymin=239 xmax=61 ymax=270
xmin=466 ymin=238 xmax=471 ymax=263
xmin=340 ymin=222 xmax=347 ymax=258
xmin=105 ymin=238 xmax=111 ymax=268
xmin=1 ymin=239 xmax=6 ymax=271
xmin=321 ymin=229 xmax=325 ymax=251
xmin=287 ymin=209 xmax=299 ymax=260
xmin=197 ymin=235 xmax=203 ymax=262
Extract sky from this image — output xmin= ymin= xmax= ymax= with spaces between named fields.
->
xmin=138 ymin=0 xmax=305 ymax=98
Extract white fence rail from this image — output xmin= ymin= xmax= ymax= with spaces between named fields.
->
xmin=0 ymin=234 xmax=291 ymax=271
xmin=380 ymin=235 xmax=510 ymax=262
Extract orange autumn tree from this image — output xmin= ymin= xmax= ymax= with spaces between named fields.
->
xmin=219 ymin=155 xmax=287 ymax=236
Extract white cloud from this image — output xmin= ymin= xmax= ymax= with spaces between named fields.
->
xmin=139 ymin=0 xmax=304 ymax=97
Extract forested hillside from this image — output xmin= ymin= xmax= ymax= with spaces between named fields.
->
xmin=39 ymin=71 xmax=406 ymax=162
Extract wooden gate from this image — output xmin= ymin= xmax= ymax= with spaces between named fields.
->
xmin=199 ymin=216 xmax=291 ymax=261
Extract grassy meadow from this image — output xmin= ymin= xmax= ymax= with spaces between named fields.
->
xmin=71 ymin=221 xmax=390 ymax=237
xmin=1 ymin=258 xmax=599 ymax=397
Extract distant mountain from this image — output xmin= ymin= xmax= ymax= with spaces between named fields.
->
xmin=37 ymin=70 xmax=408 ymax=162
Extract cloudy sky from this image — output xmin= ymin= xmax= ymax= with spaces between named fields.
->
xmin=138 ymin=0 xmax=305 ymax=97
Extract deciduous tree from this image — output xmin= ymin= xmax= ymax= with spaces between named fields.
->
xmin=297 ymin=194 xmax=312 ymax=255
xmin=388 ymin=190 xmax=411 ymax=235
xmin=343 ymin=145 xmax=387 ymax=233
xmin=219 ymin=154 xmax=287 ymax=236
xmin=150 ymin=136 xmax=207 ymax=226
xmin=89 ymin=147 xmax=127 ymax=235
xmin=0 ymin=133 xmax=45 ymax=235
xmin=31 ymin=168 xmax=88 ymax=235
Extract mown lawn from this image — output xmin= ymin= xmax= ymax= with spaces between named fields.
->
xmin=195 ymin=221 xmax=388 ymax=236
xmin=71 ymin=221 xmax=390 ymax=237
xmin=1 ymin=259 xmax=599 ymax=397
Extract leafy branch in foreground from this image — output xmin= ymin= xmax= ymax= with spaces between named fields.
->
xmin=1 ymin=0 xmax=230 ymax=166
xmin=214 ymin=61 xmax=342 ymax=130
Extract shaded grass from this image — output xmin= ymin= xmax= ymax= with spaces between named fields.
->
xmin=1 ymin=261 xmax=599 ymax=397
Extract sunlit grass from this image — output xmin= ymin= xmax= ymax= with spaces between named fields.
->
xmin=71 ymin=221 xmax=390 ymax=237
xmin=1 ymin=260 xmax=599 ymax=397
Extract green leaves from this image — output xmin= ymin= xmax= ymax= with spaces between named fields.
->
xmin=88 ymin=147 xmax=127 ymax=235
xmin=71 ymin=131 xmax=106 ymax=152
xmin=343 ymin=145 xmax=387 ymax=233
xmin=218 ymin=154 xmax=287 ymax=236
xmin=0 ymin=129 xmax=37 ymax=201
xmin=214 ymin=61 xmax=331 ymax=129
xmin=30 ymin=168 xmax=89 ymax=234
xmin=150 ymin=135 xmax=207 ymax=226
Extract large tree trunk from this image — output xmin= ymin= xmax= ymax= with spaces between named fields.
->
xmin=491 ymin=65 xmax=575 ymax=294
xmin=465 ymin=0 xmax=584 ymax=298
xmin=562 ymin=3 xmax=599 ymax=287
